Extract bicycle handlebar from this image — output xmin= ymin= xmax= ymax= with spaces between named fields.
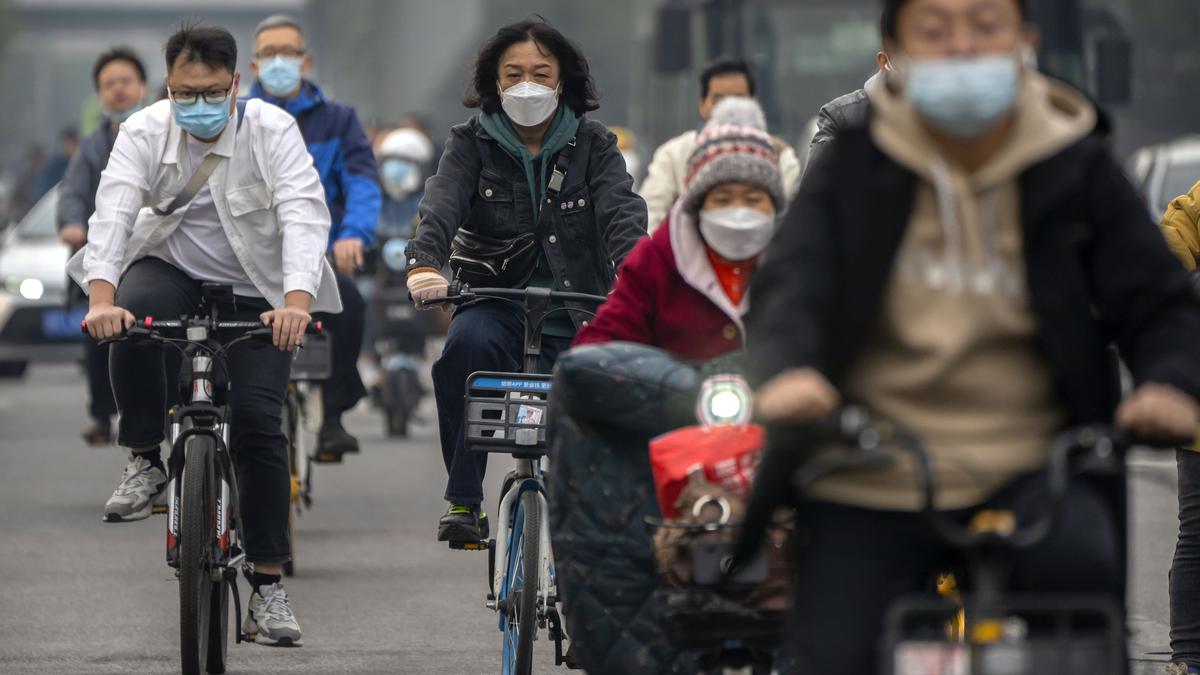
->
xmin=815 ymin=409 xmax=1189 ymax=551
xmin=82 ymin=316 xmax=324 ymax=339
xmin=418 ymin=281 xmax=608 ymax=308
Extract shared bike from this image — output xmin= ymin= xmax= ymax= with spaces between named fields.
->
xmin=424 ymin=282 xmax=606 ymax=675
xmin=85 ymin=282 xmax=321 ymax=675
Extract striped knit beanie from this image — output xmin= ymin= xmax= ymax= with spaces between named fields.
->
xmin=680 ymin=97 xmax=784 ymax=217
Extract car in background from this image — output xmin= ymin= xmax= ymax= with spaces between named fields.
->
xmin=0 ymin=185 xmax=82 ymax=378
xmin=1126 ymin=135 xmax=1200 ymax=221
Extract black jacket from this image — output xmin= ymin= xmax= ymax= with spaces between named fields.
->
xmin=806 ymin=87 xmax=871 ymax=173
xmin=749 ymin=125 xmax=1200 ymax=424
xmin=405 ymin=114 xmax=646 ymax=317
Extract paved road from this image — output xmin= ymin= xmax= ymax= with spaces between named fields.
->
xmin=0 ymin=363 xmax=1184 ymax=674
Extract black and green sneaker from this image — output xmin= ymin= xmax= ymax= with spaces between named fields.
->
xmin=437 ymin=503 xmax=490 ymax=544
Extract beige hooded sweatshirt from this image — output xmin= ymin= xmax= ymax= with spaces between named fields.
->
xmin=809 ymin=70 xmax=1098 ymax=511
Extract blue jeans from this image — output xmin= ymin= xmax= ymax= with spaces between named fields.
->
xmin=1173 ymin=449 xmax=1200 ymax=666
xmin=432 ymin=301 xmax=571 ymax=505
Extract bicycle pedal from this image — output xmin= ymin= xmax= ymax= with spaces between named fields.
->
xmin=449 ymin=540 xmax=489 ymax=551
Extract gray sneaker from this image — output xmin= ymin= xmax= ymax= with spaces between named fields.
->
xmin=243 ymin=583 xmax=302 ymax=647
xmin=103 ymin=455 xmax=168 ymax=522
xmin=1167 ymin=663 xmax=1200 ymax=675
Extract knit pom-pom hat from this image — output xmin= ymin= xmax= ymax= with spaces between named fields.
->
xmin=679 ymin=96 xmax=785 ymax=216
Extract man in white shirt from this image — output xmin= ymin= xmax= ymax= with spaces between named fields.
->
xmin=75 ymin=23 xmax=339 ymax=647
xmin=639 ymin=57 xmax=802 ymax=231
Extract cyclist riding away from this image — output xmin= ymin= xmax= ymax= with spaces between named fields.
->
xmin=70 ymin=22 xmax=341 ymax=647
xmin=574 ymin=96 xmax=782 ymax=361
xmin=248 ymin=14 xmax=382 ymax=463
xmin=404 ymin=17 xmax=646 ymax=546
xmin=746 ymin=0 xmax=1200 ymax=672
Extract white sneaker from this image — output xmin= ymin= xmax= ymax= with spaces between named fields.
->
xmin=243 ymin=583 xmax=302 ymax=647
xmin=103 ymin=455 xmax=168 ymax=522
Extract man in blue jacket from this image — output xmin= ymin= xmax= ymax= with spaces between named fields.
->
xmin=248 ymin=14 xmax=382 ymax=460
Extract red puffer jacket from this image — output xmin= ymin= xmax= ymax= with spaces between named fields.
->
xmin=573 ymin=204 xmax=746 ymax=361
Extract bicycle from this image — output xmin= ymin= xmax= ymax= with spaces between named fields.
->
xmin=281 ymin=332 xmax=331 ymax=576
xmin=736 ymin=409 xmax=1181 ymax=675
xmin=422 ymin=282 xmax=607 ymax=675
xmin=84 ymin=282 xmax=321 ymax=675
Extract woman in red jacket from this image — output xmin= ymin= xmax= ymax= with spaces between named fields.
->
xmin=573 ymin=96 xmax=785 ymax=359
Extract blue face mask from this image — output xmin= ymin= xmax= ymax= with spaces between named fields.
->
xmin=904 ymin=53 xmax=1020 ymax=138
xmin=172 ymin=97 xmax=233 ymax=139
xmin=259 ymin=56 xmax=303 ymax=98
xmin=102 ymin=101 xmax=143 ymax=123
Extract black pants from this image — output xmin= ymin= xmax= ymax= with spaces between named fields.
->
xmin=785 ymin=476 xmax=1122 ymax=674
xmin=1173 ymin=449 xmax=1200 ymax=666
xmin=85 ymin=337 xmax=116 ymax=421
xmin=431 ymin=301 xmax=571 ymax=505
xmin=314 ymin=270 xmax=367 ymax=423
xmin=110 ymin=257 xmax=292 ymax=564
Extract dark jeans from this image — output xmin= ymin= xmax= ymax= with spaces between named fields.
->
xmin=431 ymin=301 xmax=571 ymax=505
xmin=314 ymin=269 xmax=367 ymax=423
xmin=85 ymin=337 xmax=116 ymax=421
xmin=110 ymin=257 xmax=292 ymax=564
xmin=786 ymin=477 xmax=1122 ymax=675
xmin=1173 ymin=449 xmax=1200 ymax=666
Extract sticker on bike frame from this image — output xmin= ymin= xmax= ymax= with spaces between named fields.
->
xmin=471 ymin=377 xmax=552 ymax=392
xmin=515 ymin=404 xmax=544 ymax=426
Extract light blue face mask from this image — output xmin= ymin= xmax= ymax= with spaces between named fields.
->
xmin=101 ymin=101 xmax=144 ymax=123
xmin=259 ymin=56 xmax=303 ymax=98
xmin=904 ymin=53 xmax=1020 ymax=138
xmin=172 ymin=97 xmax=232 ymax=139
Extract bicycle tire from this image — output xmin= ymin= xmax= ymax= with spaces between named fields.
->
xmin=179 ymin=434 xmax=219 ymax=675
xmin=504 ymin=489 xmax=540 ymax=675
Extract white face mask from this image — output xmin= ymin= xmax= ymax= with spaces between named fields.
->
xmin=698 ymin=206 xmax=776 ymax=261
xmin=499 ymin=80 xmax=560 ymax=127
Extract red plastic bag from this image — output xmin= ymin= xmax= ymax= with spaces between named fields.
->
xmin=648 ymin=424 xmax=765 ymax=518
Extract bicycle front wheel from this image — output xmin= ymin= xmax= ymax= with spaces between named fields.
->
xmin=502 ymin=489 xmax=541 ymax=675
xmin=179 ymin=434 xmax=226 ymax=674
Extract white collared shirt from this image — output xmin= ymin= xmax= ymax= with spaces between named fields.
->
xmin=68 ymin=98 xmax=342 ymax=313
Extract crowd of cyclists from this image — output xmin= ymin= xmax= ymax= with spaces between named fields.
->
xmin=44 ymin=0 xmax=1200 ymax=671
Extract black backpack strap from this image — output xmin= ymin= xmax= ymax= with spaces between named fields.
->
xmin=236 ymin=99 xmax=248 ymax=131
xmin=546 ymin=136 xmax=576 ymax=198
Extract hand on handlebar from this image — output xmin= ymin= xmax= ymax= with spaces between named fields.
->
xmin=756 ymin=367 xmax=841 ymax=423
xmin=1116 ymin=383 xmax=1199 ymax=446
xmin=84 ymin=303 xmax=134 ymax=340
xmin=259 ymin=306 xmax=311 ymax=352
xmin=407 ymin=268 xmax=449 ymax=312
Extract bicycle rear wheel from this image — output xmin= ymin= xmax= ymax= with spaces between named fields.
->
xmin=179 ymin=434 xmax=226 ymax=674
xmin=502 ymin=489 xmax=541 ymax=675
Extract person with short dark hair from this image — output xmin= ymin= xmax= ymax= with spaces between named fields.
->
xmin=640 ymin=56 xmax=800 ymax=230
xmin=247 ymin=14 xmax=382 ymax=461
xmin=749 ymin=0 xmax=1200 ymax=671
xmin=72 ymin=21 xmax=338 ymax=647
xmin=35 ymin=127 xmax=79 ymax=198
xmin=58 ymin=46 xmax=149 ymax=446
xmin=404 ymin=16 xmax=646 ymax=545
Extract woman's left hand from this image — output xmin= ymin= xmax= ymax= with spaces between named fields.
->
xmin=1116 ymin=383 xmax=1200 ymax=444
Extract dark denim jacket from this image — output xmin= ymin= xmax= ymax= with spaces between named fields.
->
xmin=406 ymin=114 xmax=647 ymax=305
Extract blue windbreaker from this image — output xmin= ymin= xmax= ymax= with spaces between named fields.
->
xmin=248 ymin=80 xmax=382 ymax=249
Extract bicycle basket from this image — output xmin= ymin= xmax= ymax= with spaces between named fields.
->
xmin=647 ymin=477 xmax=793 ymax=649
xmin=290 ymin=333 xmax=332 ymax=381
xmin=464 ymin=371 xmax=552 ymax=455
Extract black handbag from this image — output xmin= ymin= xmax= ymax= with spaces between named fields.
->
xmin=448 ymin=137 xmax=576 ymax=288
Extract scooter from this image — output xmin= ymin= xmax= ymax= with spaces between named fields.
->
xmin=368 ymin=237 xmax=427 ymax=437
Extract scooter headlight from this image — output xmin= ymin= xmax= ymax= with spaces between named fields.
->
xmin=696 ymin=374 xmax=753 ymax=426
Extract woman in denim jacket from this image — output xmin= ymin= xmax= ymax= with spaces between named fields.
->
xmin=404 ymin=17 xmax=646 ymax=544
